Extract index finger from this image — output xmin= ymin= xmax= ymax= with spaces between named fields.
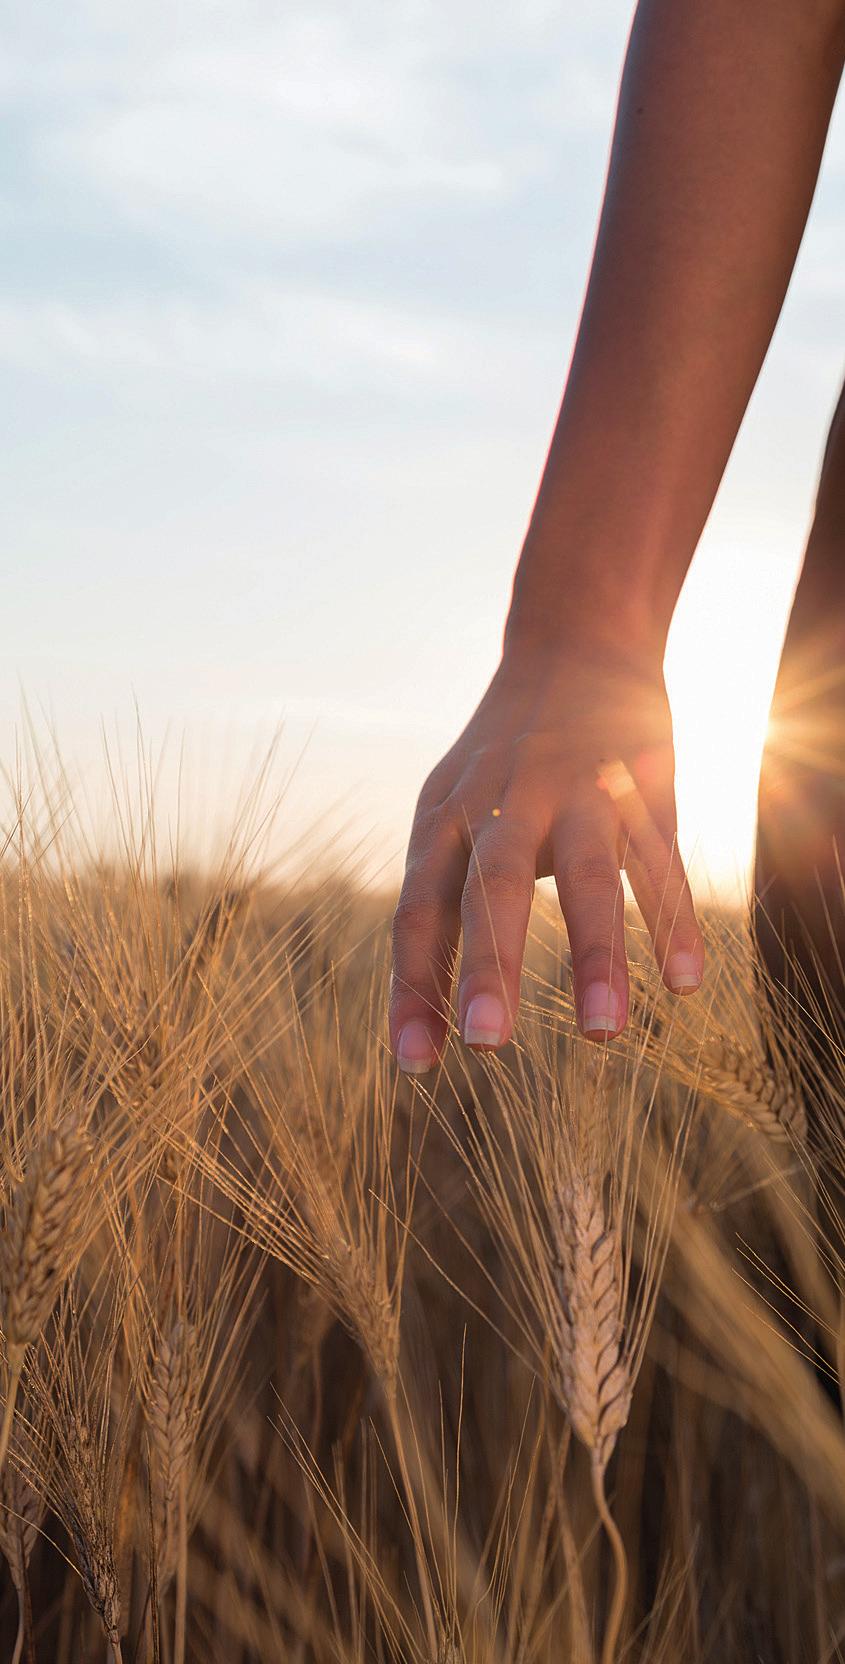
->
xmin=389 ymin=811 xmax=467 ymax=1074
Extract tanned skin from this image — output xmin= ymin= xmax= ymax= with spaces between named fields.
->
xmin=389 ymin=0 xmax=845 ymax=1074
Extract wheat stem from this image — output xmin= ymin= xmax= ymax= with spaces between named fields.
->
xmin=384 ymin=1388 xmax=438 ymax=1657
xmin=10 ymin=1594 xmax=23 ymax=1664
xmin=0 ymin=1362 xmax=22 ymax=1483
xmin=174 ymin=1463 xmax=188 ymax=1664
xmin=591 ymin=1461 xmax=627 ymax=1664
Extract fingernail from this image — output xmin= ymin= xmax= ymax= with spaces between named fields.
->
xmin=463 ymin=993 xmax=507 ymax=1048
xmin=580 ymin=981 xmax=623 ymax=1036
xmin=666 ymin=951 xmax=702 ymax=993
xmin=397 ymin=1020 xmax=437 ymax=1074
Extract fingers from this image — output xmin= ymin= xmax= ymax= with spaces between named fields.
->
xmin=456 ymin=808 xmax=541 ymax=1051
xmin=628 ymin=737 xmax=679 ymax=848
xmin=613 ymin=768 xmax=704 ymax=994
xmin=390 ymin=742 xmax=702 ymax=1080
xmin=553 ymin=791 xmax=629 ymax=1041
xmin=390 ymin=814 xmax=467 ymax=1075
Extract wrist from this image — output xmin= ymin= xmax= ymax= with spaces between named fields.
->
xmin=502 ymin=572 xmax=671 ymax=674
xmin=503 ymin=453 xmax=688 ymax=669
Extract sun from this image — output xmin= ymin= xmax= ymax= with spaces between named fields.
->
xmin=663 ymin=537 xmax=800 ymax=903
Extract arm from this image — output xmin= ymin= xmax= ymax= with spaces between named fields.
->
xmin=505 ymin=0 xmax=845 ymax=660
xmin=389 ymin=0 xmax=845 ymax=1074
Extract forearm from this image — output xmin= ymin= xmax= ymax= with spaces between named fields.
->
xmin=505 ymin=0 xmax=845 ymax=660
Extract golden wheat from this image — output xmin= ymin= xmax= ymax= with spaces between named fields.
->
xmin=696 ymin=1034 xmax=807 ymax=1142
xmin=551 ymin=1170 xmax=631 ymax=1474
xmin=0 ymin=1119 xmax=94 ymax=1366
xmin=0 ymin=772 xmax=838 ymax=1661
xmin=0 ymin=1455 xmax=40 ymax=1595
xmin=63 ymin=1415 xmax=123 ymax=1659
xmin=145 ymin=1319 xmax=199 ymax=1586
xmin=0 ymin=1427 xmax=45 ymax=1664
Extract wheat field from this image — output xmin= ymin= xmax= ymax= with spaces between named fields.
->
xmin=0 ymin=777 xmax=843 ymax=1664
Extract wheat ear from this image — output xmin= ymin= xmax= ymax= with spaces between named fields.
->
xmin=551 ymin=1170 xmax=630 ymax=1664
xmin=552 ymin=1172 xmax=631 ymax=1472
xmin=146 ymin=1319 xmax=198 ymax=1664
xmin=696 ymin=1037 xmax=806 ymax=1143
xmin=65 ymin=1413 xmax=123 ymax=1661
xmin=613 ymin=963 xmax=806 ymax=1144
xmin=0 ymin=1120 xmax=93 ymax=1476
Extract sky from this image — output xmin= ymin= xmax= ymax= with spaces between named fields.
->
xmin=1 ymin=0 xmax=844 ymax=897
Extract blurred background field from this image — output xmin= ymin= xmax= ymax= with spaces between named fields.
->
xmin=0 ymin=766 xmax=840 ymax=1663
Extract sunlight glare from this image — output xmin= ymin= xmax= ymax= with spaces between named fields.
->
xmin=664 ymin=535 xmax=800 ymax=903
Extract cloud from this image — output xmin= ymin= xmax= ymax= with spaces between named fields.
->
xmin=0 ymin=278 xmax=563 ymax=417
xmin=31 ymin=13 xmax=508 ymax=245
xmin=12 ymin=2 xmax=623 ymax=253
xmin=0 ymin=286 xmax=449 ymax=385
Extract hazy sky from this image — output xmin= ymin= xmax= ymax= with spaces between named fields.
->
xmin=1 ymin=1 xmax=844 ymax=895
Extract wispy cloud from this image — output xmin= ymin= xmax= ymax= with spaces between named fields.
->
xmin=0 ymin=284 xmax=561 ymax=411
xmin=0 ymin=289 xmax=442 ymax=378
xmin=8 ymin=2 xmax=622 ymax=255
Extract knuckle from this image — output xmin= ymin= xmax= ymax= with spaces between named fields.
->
xmin=391 ymin=892 xmax=442 ymax=944
xmin=637 ymin=844 xmax=686 ymax=902
xmin=416 ymin=767 xmax=453 ymax=815
xmin=465 ymin=742 xmax=498 ymax=767
xmin=511 ymin=729 xmax=559 ymax=761
xmin=559 ymin=848 xmax=619 ymax=898
xmin=442 ymin=788 xmax=489 ymax=838
xmin=577 ymin=943 xmax=620 ymax=978
xmin=496 ymin=798 xmax=547 ymax=843
xmin=410 ymin=799 xmax=452 ymax=847
xmin=632 ymin=840 xmax=667 ymax=884
xmin=463 ymin=857 xmax=530 ymax=912
xmin=460 ymin=953 xmax=517 ymax=992
xmin=405 ymin=820 xmax=464 ymax=884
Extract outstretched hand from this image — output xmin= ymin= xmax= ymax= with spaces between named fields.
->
xmin=389 ymin=637 xmax=703 ymax=1073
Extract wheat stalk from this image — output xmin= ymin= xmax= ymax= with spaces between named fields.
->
xmin=145 ymin=1318 xmax=198 ymax=1664
xmin=609 ymin=992 xmax=805 ymax=1145
xmin=623 ymin=923 xmax=808 ymax=1146
xmin=550 ymin=1165 xmax=630 ymax=1664
xmin=0 ymin=1435 xmax=44 ymax=1664
xmin=0 ymin=1120 xmax=94 ymax=1363
xmin=433 ymin=1031 xmax=648 ymax=1664
xmin=0 ymin=1119 xmax=94 ymax=1478
xmin=64 ymin=1414 xmax=123 ymax=1661
xmin=696 ymin=1036 xmax=807 ymax=1143
xmin=146 ymin=1319 xmax=198 ymax=1569
xmin=551 ymin=1171 xmax=631 ymax=1475
xmin=539 ymin=920 xmax=807 ymax=1146
xmin=130 ymin=1192 xmax=263 ymax=1664
xmin=0 ymin=1455 xmax=40 ymax=1595
xmin=21 ymin=1266 xmax=131 ymax=1664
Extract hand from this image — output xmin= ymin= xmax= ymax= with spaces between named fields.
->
xmin=389 ymin=635 xmax=703 ymax=1073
